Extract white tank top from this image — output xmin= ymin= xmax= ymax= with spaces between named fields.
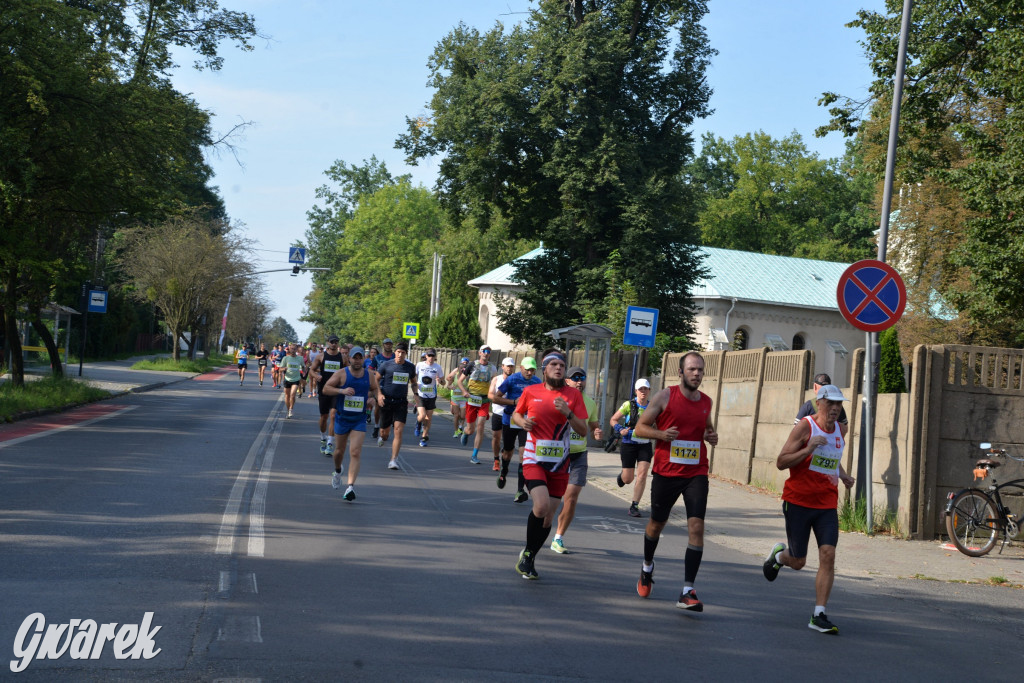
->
xmin=803 ymin=416 xmax=844 ymax=476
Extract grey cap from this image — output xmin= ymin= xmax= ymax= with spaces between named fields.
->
xmin=816 ymin=384 xmax=849 ymax=401
xmin=349 ymin=346 xmax=365 ymax=358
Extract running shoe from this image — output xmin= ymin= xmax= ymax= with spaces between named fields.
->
xmin=343 ymin=485 xmax=356 ymax=501
xmin=419 ymin=438 xmax=428 ymax=448
xmin=287 ymin=409 xmax=293 ymax=418
xmin=497 ymin=472 xmax=507 ymax=489
xmin=414 ymin=423 xmax=422 ymax=437
xmin=808 ymin=613 xmax=839 ymax=634
xmin=628 ymin=502 xmax=643 ymax=518
xmin=676 ymin=590 xmax=703 ymax=612
xmin=377 ymin=437 xmax=385 ymax=448
xmin=259 ymin=381 xmax=263 ymax=386
xmin=492 ymin=459 xmax=500 ymax=471
xmin=331 ymin=472 xmax=341 ymax=489
xmin=460 ymin=433 xmax=469 ymax=446
xmin=453 ymin=429 xmax=460 ymax=438
xmin=515 ymin=549 xmax=538 ymax=579
xmin=513 ymin=490 xmax=528 ymax=503
xmin=550 ymin=538 xmax=567 ymax=554
xmin=326 ymin=442 xmax=334 ymax=457
xmin=320 ymin=438 xmax=328 ymax=455
xmin=469 ymin=454 xmax=480 ymax=464
xmin=637 ymin=569 xmax=654 ymax=598
xmin=387 ymin=460 xmax=400 ymax=470
xmin=763 ymin=542 xmax=785 ymax=582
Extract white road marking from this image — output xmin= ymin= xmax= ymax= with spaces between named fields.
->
xmin=248 ymin=418 xmax=284 ymax=557
xmin=215 ymin=395 xmax=283 ymax=554
xmin=217 ymin=615 xmax=263 ymax=643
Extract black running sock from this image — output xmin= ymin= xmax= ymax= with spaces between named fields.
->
xmin=500 ymin=456 xmax=511 ymax=476
xmin=684 ymin=544 xmax=704 ymax=584
xmin=517 ymin=464 xmax=525 ymax=492
xmin=335 ymin=468 xmax=342 ymax=474
xmin=526 ymin=512 xmax=549 ymax=555
xmin=643 ymin=533 xmax=660 ymax=565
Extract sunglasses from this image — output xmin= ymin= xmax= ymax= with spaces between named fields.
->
xmin=570 ymin=374 xmax=586 ymax=382
xmin=427 ymin=353 xmax=436 ymax=357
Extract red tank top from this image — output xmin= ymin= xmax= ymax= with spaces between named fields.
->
xmin=782 ymin=416 xmax=845 ymax=510
xmin=652 ymin=386 xmax=712 ymax=478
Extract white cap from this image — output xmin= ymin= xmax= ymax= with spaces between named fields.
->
xmin=816 ymin=384 xmax=849 ymax=401
xmin=635 ymin=379 xmax=651 ymax=390
xmin=501 ymin=357 xmax=515 ymax=367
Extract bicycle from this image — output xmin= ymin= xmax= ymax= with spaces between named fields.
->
xmin=944 ymin=442 xmax=1024 ymax=557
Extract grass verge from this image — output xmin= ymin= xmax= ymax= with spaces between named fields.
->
xmin=131 ymin=354 xmax=232 ymax=373
xmin=0 ymin=376 xmax=110 ymax=422
xmin=839 ymin=496 xmax=903 ymax=536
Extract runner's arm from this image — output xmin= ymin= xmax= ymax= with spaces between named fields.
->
xmin=776 ymin=419 xmax=819 ymax=470
xmin=633 ymin=389 xmax=674 ymax=441
xmin=320 ymin=368 xmax=348 ymax=396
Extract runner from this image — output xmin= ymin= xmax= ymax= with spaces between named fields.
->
xmin=511 ymin=350 xmax=589 ymax=580
xmin=321 ymin=345 xmax=380 ymax=502
xmin=270 ymin=344 xmax=284 ymax=388
xmin=489 ymin=358 xmax=516 ymax=470
xmin=632 ymin=351 xmax=719 ymax=611
xmin=375 ymin=340 xmax=416 ymax=470
xmin=371 ymin=339 xmax=396 ymax=439
xmin=413 ymin=348 xmax=445 ymax=448
xmin=456 ymin=345 xmax=499 ymax=464
xmin=307 ymin=343 xmax=322 ymax=398
xmin=310 ymin=335 xmax=345 ymax=456
xmin=234 ymin=344 xmax=249 ymax=385
xmin=279 ymin=343 xmax=304 ymax=418
xmin=762 ymin=384 xmax=855 ymax=634
xmin=255 ymin=343 xmax=270 ymax=387
xmin=445 ymin=357 xmax=470 ymax=437
xmin=550 ymin=366 xmax=603 ymax=554
xmin=364 ymin=346 xmax=378 ymax=425
xmin=610 ymin=379 xmax=654 ymax=517
xmin=492 ymin=357 xmax=541 ymax=503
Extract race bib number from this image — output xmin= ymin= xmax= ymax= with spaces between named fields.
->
xmin=534 ymin=439 xmax=566 ymax=463
xmin=570 ymin=430 xmax=587 ymax=449
xmin=669 ymin=439 xmax=701 ymax=465
xmin=467 ymin=394 xmax=484 ymax=407
xmin=342 ymin=395 xmax=365 ymax=412
xmin=809 ymin=450 xmax=840 ymax=476
xmin=392 ymin=372 xmax=410 ymax=385
xmin=324 ymin=360 xmax=341 ymax=372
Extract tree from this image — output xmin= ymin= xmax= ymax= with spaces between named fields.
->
xmin=690 ymin=131 xmax=876 ymax=261
xmin=264 ymin=317 xmax=298 ymax=345
xmin=819 ymin=1 xmax=1024 ymax=345
xmin=426 ymin=297 xmax=482 ymax=350
xmin=878 ymin=326 xmax=907 ymax=393
xmin=118 ymin=213 xmax=251 ymax=360
xmin=398 ymin=0 xmax=716 ymax=345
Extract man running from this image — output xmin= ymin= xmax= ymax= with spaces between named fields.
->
xmin=610 ymin=379 xmax=654 ymax=517
xmin=550 ymin=366 xmax=603 ymax=554
xmin=375 ymin=340 xmax=416 ymax=470
xmin=446 ymin=357 xmax=470 ymax=437
xmin=270 ymin=344 xmax=284 ymax=388
xmin=763 ymin=384 xmax=855 ymax=634
xmin=413 ymin=348 xmax=445 ymax=448
xmin=489 ymin=358 xmax=516 ymax=470
xmin=310 ymin=335 xmax=345 ymax=456
xmin=371 ymin=339 xmax=396 ymax=439
xmin=632 ymin=352 xmax=719 ymax=611
xmin=512 ymin=350 xmax=589 ymax=580
xmin=255 ymin=343 xmax=270 ymax=387
xmin=307 ymin=343 xmax=322 ymax=398
xmin=234 ymin=344 xmax=249 ymax=385
xmin=279 ymin=343 xmax=304 ymax=418
xmin=321 ymin=346 xmax=380 ymax=502
xmin=457 ymin=345 xmax=499 ymax=464
xmin=492 ymin=357 xmax=541 ymax=503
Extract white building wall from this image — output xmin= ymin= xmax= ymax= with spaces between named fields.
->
xmin=476 ymin=286 xmax=526 ymax=352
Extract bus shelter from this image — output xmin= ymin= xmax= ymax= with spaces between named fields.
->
xmin=545 ymin=323 xmax=614 ymax=428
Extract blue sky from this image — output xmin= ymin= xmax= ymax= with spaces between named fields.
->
xmin=172 ymin=0 xmax=888 ymax=342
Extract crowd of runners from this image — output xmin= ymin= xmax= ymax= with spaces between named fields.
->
xmin=233 ymin=336 xmax=854 ymax=635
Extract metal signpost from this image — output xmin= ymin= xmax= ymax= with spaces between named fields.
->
xmin=837 ymin=259 xmax=907 ymax=532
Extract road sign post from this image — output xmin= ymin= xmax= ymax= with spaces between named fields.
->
xmin=837 ymin=259 xmax=907 ymax=534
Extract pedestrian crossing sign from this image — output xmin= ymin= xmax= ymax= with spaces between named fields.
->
xmin=288 ymin=247 xmax=306 ymax=264
xmin=402 ymin=322 xmax=419 ymax=339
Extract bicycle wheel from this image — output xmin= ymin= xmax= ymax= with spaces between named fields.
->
xmin=946 ymin=489 xmax=999 ymax=557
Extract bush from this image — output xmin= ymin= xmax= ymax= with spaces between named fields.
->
xmin=878 ymin=327 xmax=907 ymax=393
xmin=0 ymin=376 xmax=110 ymax=422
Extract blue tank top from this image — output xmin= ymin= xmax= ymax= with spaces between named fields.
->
xmin=335 ymin=367 xmax=370 ymax=418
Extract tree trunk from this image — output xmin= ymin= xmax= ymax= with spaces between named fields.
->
xmin=171 ymin=325 xmax=182 ymax=361
xmin=2 ymin=267 xmax=25 ymax=387
xmin=29 ymin=313 xmax=63 ymax=379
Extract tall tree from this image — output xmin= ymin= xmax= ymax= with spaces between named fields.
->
xmin=819 ymin=1 xmax=1024 ymax=345
xmin=397 ymin=0 xmax=716 ymax=345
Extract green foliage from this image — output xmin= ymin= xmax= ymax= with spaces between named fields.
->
xmin=838 ymin=496 xmax=902 ymax=537
xmin=264 ymin=317 xmax=299 ymax=344
xmin=820 ymin=1 xmax=1024 ymax=346
xmin=427 ymin=297 xmax=481 ymax=350
xmin=131 ymin=355 xmax=229 ymax=373
xmin=691 ymin=131 xmax=876 ymax=260
xmin=878 ymin=326 xmax=907 ymax=393
xmin=0 ymin=376 xmax=109 ymax=423
xmin=399 ymin=1 xmax=716 ymax=344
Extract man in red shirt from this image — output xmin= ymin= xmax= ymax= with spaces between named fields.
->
xmin=511 ymin=349 xmax=589 ymax=580
xmin=632 ymin=352 xmax=718 ymax=611
xmin=762 ymin=384 xmax=854 ymax=634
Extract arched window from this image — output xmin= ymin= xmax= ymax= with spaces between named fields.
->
xmin=732 ymin=328 xmax=749 ymax=351
xmin=792 ymin=334 xmax=805 ymax=350
xmin=479 ymin=304 xmax=489 ymax=342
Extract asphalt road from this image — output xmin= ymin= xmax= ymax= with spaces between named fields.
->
xmin=1 ymin=373 xmax=1021 ymax=681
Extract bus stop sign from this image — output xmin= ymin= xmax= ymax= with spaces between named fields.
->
xmin=836 ymin=259 xmax=906 ymax=332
